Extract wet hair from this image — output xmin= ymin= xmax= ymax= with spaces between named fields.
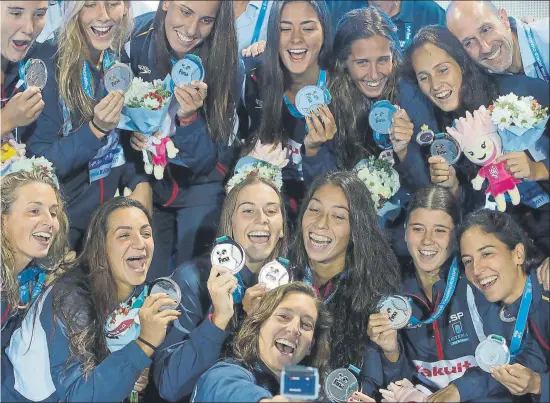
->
xmin=328 ymin=6 xmax=402 ymax=166
xmin=1 ymin=169 xmax=69 ymax=313
xmin=151 ymin=1 xmax=239 ymax=143
xmin=401 ymin=25 xmax=498 ymax=124
xmin=256 ymin=0 xmax=333 ymax=146
xmin=290 ymin=171 xmax=400 ymax=369
xmin=458 ymin=209 xmax=544 ymax=274
xmin=233 ymin=281 xmax=332 ymax=372
xmin=52 ymin=197 xmax=152 ymax=375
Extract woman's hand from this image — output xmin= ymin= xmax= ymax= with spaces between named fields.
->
xmin=428 ymin=156 xmax=459 ymax=191
xmin=208 ymin=265 xmax=238 ymax=330
xmin=133 ymin=367 xmax=150 ymax=392
xmin=242 ymin=283 xmax=267 ymax=315
xmin=390 ymin=108 xmax=414 ymax=161
xmin=242 ymin=40 xmax=266 ymax=57
xmin=137 ymin=293 xmax=180 ymax=355
xmin=248 ymin=141 xmax=290 ymax=168
xmin=491 ymin=364 xmax=542 ymax=395
xmin=304 ymin=105 xmax=336 ymax=157
xmin=367 ymin=312 xmax=399 ymax=361
xmin=91 ymin=91 xmax=125 ymax=137
xmin=537 ymin=257 xmax=549 ymax=291
xmin=1 ymin=87 xmax=45 ymax=136
xmin=175 ymin=81 xmax=207 ymax=120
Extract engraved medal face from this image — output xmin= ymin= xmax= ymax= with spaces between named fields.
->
xmin=475 ymin=335 xmax=510 ymax=372
xmin=295 ymin=85 xmax=327 ymax=117
xmin=430 ymin=135 xmax=461 ymax=165
xmin=24 ymin=59 xmax=48 ymax=90
xmin=210 ymin=242 xmax=245 ymax=274
xmin=149 ymin=277 xmax=181 ymax=311
xmin=377 ymin=295 xmax=412 ymax=330
xmin=369 ymin=100 xmax=397 ymax=135
xmin=324 ymin=368 xmax=359 ymax=403
xmin=104 ymin=64 xmax=134 ymax=93
xmin=258 ymin=260 xmax=290 ymax=290
xmin=171 ymin=55 xmax=205 ymax=87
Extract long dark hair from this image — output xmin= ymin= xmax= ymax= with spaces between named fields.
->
xmin=52 ymin=198 xmax=152 ymax=375
xmin=328 ymin=7 xmax=402 ymax=167
xmin=290 ymin=171 xmax=401 ymax=369
xmin=257 ymin=0 xmax=333 ymax=146
xmin=401 ymin=25 xmax=498 ymax=128
xmin=457 ymin=210 xmax=544 ymax=274
xmin=152 ymin=1 xmax=239 ymax=142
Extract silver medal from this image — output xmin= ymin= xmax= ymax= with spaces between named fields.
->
xmin=211 ymin=241 xmax=245 ymax=274
xmin=377 ymin=295 xmax=412 ymax=330
xmin=475 ymin=334 xmax=510 ymax=372
xmin=324 ymin=368 xmax=359 ymax=403
xmin=24 ymin=59 xmax=48 ymax=90
xmin=258 ymin=260 xmax=289 ymax=290
xmin=104 ymin=63 xmax=134 ymax=93
xmin=149 ymin=277 xmax=181 ymax=311
xmin=295 ymin=85 xmax=326 ymax=117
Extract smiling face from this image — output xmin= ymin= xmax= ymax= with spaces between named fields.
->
xmin=106 ymin=207 xmax=154 ymax=297
xmin=259 ymin=292 xmax=317 ymax=376
xmin=346 ymin=36 xmax=393 ymax=99
xmin=162 ymin=0 xmax=220 ymax=58
xmin=2 ymin=182 xmax=60 ymax=271
xmin=447 ymin=2 xmax=514 ymax=73
xmin=463 ymin=136 xmax=499 ymax=166
xmin=231 ymin=182 xmax=284 ymax=268
xmin=412 ymin=43 xmax=463 ymax=112
xmin=461 ymin=226 xmax=525 ymax=304
xmin=302 ymin=184 xmax=350 ymax=268
xmin=1 ymin=1 xmax=48 ymax=62
xmin=278 ymin=1 xmax=323 ymax=76
xmin=405 ymin=208 xmax=454 ymax=276
xmin=79 ymin=1 xmax=128 ymax=55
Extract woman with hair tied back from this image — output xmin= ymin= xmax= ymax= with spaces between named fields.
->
xmin=1 ymin=197 xmax=180 ymax=402
xmin=1 ymin=163 xmax=69 ymax=345
xmin=152 ymin=173 xmax=288 ymax=402
xmin=192 ymin=281 xmax=332 ymax=403
xmin=23 ymin=1 xmax=152 ymax=253
xmin=125 ymin=1 xmax=244 ymax=276
xmin=402 ymin=25 xmax=550 ymax=256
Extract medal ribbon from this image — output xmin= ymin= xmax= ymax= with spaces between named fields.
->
xmin=303 ymin=266 xmax=339 ymax=305
xmin=283 ymin=69 xmax=329 ymax=119
xmin=509 ymin=276 xmax=532 ymax=359
xmin=408 ymin=258 xmax=459 ymax=325
xmin=250 ymin=1 xmax=269 ymax=46
xmin=524 ymin=24 xmax=549 ymax=82
xmin=18 ymin=267 xmax=46 ymax=305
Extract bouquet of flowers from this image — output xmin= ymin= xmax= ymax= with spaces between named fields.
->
xmin=489 ymin=93 xmax=549 ymax=159
xmin=354 ymin=156 xmax=400 ymax=211
xmin=117 ymin=76 xmax=173 ymax=135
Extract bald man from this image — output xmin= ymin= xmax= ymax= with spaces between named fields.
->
xmin=446 ymin=0 xmax=549 ymax=82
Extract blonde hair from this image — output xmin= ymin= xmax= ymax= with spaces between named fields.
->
xmin=1 ymin=170 xmax=69 ymax=312
xmin=57 ymin=1 xmax=134 ymax=131
xmin=216 ymin=176 xmax=288 ymax=265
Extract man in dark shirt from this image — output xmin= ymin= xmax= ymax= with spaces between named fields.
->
xmin=328 ymin=0 xmax=446 ymax=48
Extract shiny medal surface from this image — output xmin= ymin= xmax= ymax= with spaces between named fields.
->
xmin=258 ymin=258 xmax=290 ymax=291
xmin=171 ymin=55 xmax=205 ymax=87
xmin=416 ymin=124 xmax=435 ymax=146
xmin=379 ymin=149 xmax=395 ymax=166
xmin=104 ymin=63 xmax=133 ymax=93
xmin=430 ymin=133 xmax=461 ymax=165
xmin=377 ymin=295 xmax=412 ymax=330
xmin=210 ymin=236 xmax=245 ymax=275
xmin=24 ymin=59 xmax=48 ymax=90
xmin=475 ymin=334 xmax=510 ymax=372
xmin=325 ymin=367 xmax=360 ymax=403
xmin=149 ymin=277 xmax=181 ymax=311
xmin=295 ymin=85 xmax=328 ymax=117
xmin=369 ymin=101 xmax=397 ymax=150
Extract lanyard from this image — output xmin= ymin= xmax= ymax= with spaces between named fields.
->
xmin=509 ymin=276 xmax=532 ymax=358
xmin=409 ymin=258 xmax=459 ymax=325
xmin=523 ymin=24 xmax=549 ymax=82
xmin=400 ymin=22 xmax=413 ymax=49
xmin=283 ymin=69 xmax=328 ymax=118
xmin=1 ymin=61 xmax=26 ymax=105
xmin=232 ymin=272 xmax=247 ymax=304
xmin=18 ymin=267 xmax=46 ymax=305
xmin=303 ymin=265 xmax=339 ymax=305
xmin=250 ymin=0 xmax=269 ymax=46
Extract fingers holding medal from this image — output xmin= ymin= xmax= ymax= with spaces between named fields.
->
xmin=304 ymin=104 xmax=336 ymax=156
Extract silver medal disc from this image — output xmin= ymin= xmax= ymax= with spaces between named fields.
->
xmin=475 ymin=334 xmax=510 ymax=372
xmin=149 ymin=277 xmax=181 ymax=311
xmin=430 ymin=135 xmax=461 ymax=165
xmin=210 ymin=242 xmax=245 ymax=274
xmin=25 ymin=59 xmax=48 ymax=90
xmin=295 ymin=85 xmax=326 ymax=117
xmin=104 ymin=63 xmax=134 ymax=93
xmin=324 ymin=368 xmax=359 ymax=403
xmin=258 ymin=260 xmax=290 ymax=290
xmin=171 ymin=56 xmax=205 ymax=87
xmin=377 ymin=295 xmax=412 ymax=330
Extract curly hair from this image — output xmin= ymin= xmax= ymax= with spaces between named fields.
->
xmin=289 ymin=171 xmax=401 ymax=369
xmin=233 ymin=281 xmax=332 ymax=373
xmin=1 ymin=170 xmax=69 ymax=314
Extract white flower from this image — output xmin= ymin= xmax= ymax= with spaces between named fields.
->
xmin=491 ymin=106 xmax=513 ymax=126
xmin=143 ymin=97 xmax=160 ymax=110
xmin=490 ymin=93 xmax=547 ymax=130
xmin=353 ymin=157 xmax=400 ymax=210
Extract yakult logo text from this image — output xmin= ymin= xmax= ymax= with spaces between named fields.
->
xmin=416 ymin=360 xmax=472 ymax=377
xmin=413 ymin=356 xmax=477 ymax=388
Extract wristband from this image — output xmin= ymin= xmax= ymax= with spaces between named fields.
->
xmin=90 ymin=119 xmax=111 ymax=135
xmin=137 ymin=336 xmax=157 ymax=351
xmin=177 ymin=111 xmax=198 ymax=126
